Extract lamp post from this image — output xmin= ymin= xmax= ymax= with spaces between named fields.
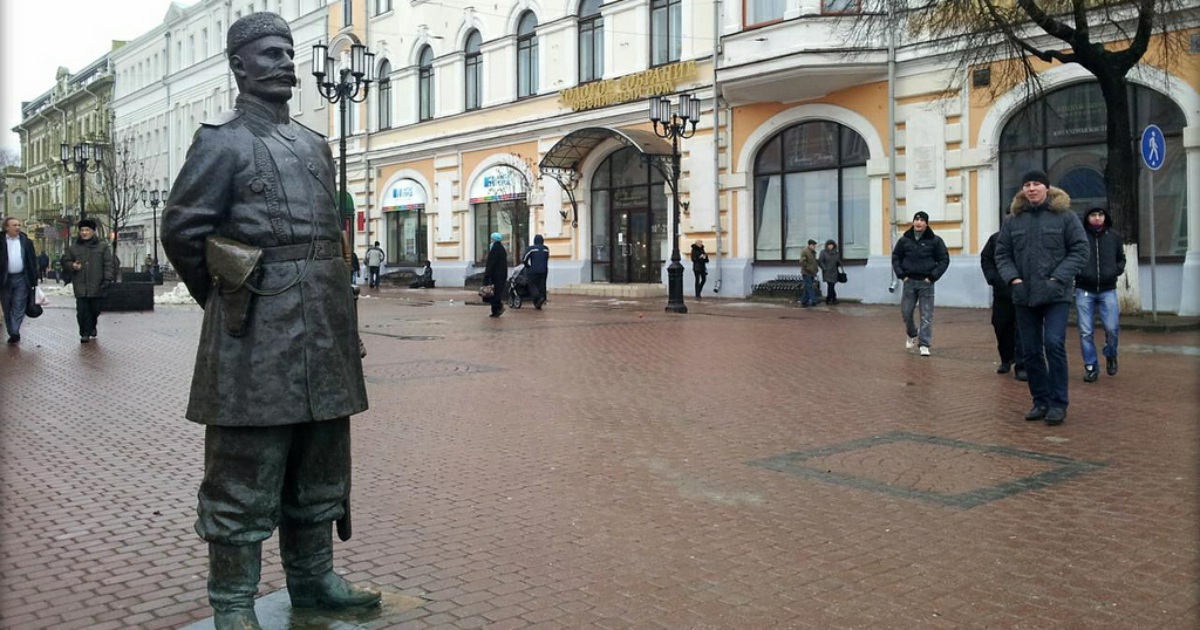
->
xmin=649 ymin=93 xmax=700 ymax=314
xmin=311 ymin=42 xmax=374 ymax=241
xmin=60 ymin=141 xmax=104 ymax=221
xmin=141 ymin=188 xmax=167 ymax=282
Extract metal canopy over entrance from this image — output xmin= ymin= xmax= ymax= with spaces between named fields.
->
xmin=539 ymin=126 xmax=674 ymax=171
xmin=539 ymin=126 xmax=674 ymax=229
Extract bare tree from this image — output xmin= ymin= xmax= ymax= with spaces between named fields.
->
xmin=95 ymin=133 xmax=151 ymax=272
xmin=899 ymin=0 xmax=1189 ymax=243
xmin=0 ymin=148 xmax=19 ymax=197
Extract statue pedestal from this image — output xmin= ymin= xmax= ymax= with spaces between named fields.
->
xmin=183 ymin=590 xmax=425 ymax=630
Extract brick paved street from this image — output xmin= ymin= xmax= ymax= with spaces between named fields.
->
xmin=2 ymin=288 xmax=1198 ymax=629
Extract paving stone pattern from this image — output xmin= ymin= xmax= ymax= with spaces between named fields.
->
xmin=2 ymin=293 xmax=1198 ymax=629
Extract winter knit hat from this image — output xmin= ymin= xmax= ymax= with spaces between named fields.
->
xmin=912 ymin=211 xmax=930 ymax=223
xmin=77 ymin=218 xmax=97 ymax=230
xmin=1021 ymin=170 xmax=1050 ymax=187
xmin=490 ymin=232 xmax=502 ymax=242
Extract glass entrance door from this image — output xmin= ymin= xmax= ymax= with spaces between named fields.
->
xmin=612 ymin=207 xmax=655 ymax=283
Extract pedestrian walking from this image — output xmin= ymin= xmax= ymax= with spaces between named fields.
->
xmin=364 ymin=241 xmax=385 ymax=288
xmin=892 ymin=211 xmax=950 ymax=356
xmin=690 ymin=240 xmax=709 ymax=300
xmin=995 ymin=170 xmax=1089 ymax=426
xmin=1074 ymin=206 xmax=1125 ymax=383
xmin=2 ymin=217 xmax=39 ymax=344
xmin=798 ymin=239 xmax=819 ymax=307
xmin=160 ymin=13 xmax=379 ymax=629
xmin=818 ymin=239 xmax=842 ymax=305
xmin=350 ymin=251 xmax=361 ymax=285
xmin=61 ymin=219 xmax=116 ymax=343
xmin=483 ymin=232 xmax=508 ymax=318
xmin=981 ymin=229 xmax=1026 ymax=381
xmin=37 ymin=251 xmax=50 ymax=281
xmin=523 ymin=234 xmax=550 ymax=308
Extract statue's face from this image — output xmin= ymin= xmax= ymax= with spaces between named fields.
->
xmin=231 ymin=35 xmax=296 ymax=103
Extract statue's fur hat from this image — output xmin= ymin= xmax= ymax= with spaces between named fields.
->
xmin=226 ymin=12 xmax=293 ymax=57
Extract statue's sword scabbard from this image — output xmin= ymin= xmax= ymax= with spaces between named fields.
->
xmin=337 ymin=229 xmax=357 ymax=542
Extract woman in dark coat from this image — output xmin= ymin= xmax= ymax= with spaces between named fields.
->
xmin=482 ymin=232 xmax=508 ymax=317
xmin=818 ymin=239 xmax=842 ymax=305
xmin=690 ymin=241 xmax=709 ymax=300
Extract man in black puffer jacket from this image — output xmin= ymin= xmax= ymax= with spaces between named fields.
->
xmin=891 ymin=211 xmax=950 ymax=356
xmin=995 ymin=170 xmax=1088 ymax=426
xmin=1074 ymin=207 xmax=1125 ymax=383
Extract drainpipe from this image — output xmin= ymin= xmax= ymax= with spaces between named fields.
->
xmin=886 ymin=0 xmax=900 ymax=294
xmin=711 ymin=0 xmax=724 ymax=294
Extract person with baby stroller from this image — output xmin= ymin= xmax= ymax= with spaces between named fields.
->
xmin=522 ymin=234 xmax=549 ymax=309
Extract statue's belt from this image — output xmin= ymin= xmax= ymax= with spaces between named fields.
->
xmin=260 ymin=239 xmax=341 ymax=263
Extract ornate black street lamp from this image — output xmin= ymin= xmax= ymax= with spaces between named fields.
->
xmin=649 ymin=93 xmax=700 ymax=314
xmin=60 ymin=141 xmax=103 ymax=221
xmin=311 ymin=42 xmax=374 ymax=238
xmin=141 ymin=188 xmax=167 ymax=282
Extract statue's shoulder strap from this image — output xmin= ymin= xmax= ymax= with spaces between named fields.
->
xmin=201 ymin=110 xmax=243 ymax=127
xmin=291 ymin=117 xmax=327 ymax=139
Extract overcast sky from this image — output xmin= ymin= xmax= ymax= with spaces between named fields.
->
xmin=1 ymin=0 xmax=187 ymax=155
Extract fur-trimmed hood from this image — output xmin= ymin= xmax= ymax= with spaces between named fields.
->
xmin=1010 ymin=186 xmax=1072 ymax=215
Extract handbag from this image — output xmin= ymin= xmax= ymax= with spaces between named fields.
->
xmin=25 ymin=286 xmax=46 ymax=318
xmin=837 ymin=268 xmax=848 ymax=284
xmin=478 ymin=285 xmax=495 ymax=300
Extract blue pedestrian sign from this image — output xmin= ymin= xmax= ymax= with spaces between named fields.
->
xmin=1141 ymin=124 xmax=1165 ymax=171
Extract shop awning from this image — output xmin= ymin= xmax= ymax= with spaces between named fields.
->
xmin=539 ymin=126 xmax=674 ymax=172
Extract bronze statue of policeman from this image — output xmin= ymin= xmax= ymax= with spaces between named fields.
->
xmin=161 ymin=13 xmax=377 ymax=629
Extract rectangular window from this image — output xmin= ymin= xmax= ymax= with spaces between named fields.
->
xmin=745 ymin=0 xmax=785 ymax=26
xmin=579 ymin=16 xmax=604 ymax=83
xmin=650 ymin=0 xmax=681 ymax=67
xmin=343 ymin=0 xmax=353 ymax=26
xmin=374 ymin=0 xmax=392 ymax=15
xmin=465 ymin=55 xmax=481 ymax=110
xmin=821 ymin=0 xmax=860 ymax=14
xmin=385 ymin=210 xmax=426 ymax=263
xmin=419 ymin=67 xmax=433 ymax=121
xmin=517 ymin=35 xmax=538 ymax=98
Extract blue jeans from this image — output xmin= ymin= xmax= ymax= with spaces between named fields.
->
xmin=3 ymin=272 xmax=31 ymax=337
xmin=1075 ymin=288 xmax=1119 ymax=368
xmin=900 ymin=278 xmax=935 ymax=347
xmin=800 ymin=274 xmax=817 ymax=306
xmin=1015 ymin=302 xmax=1071 ymax=409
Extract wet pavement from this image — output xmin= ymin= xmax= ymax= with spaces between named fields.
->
xmin=2 ymin=286 xmax=1198 ymax=629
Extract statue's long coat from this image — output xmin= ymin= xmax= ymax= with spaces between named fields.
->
xmin=162 ymin=95 xmax=367 ymax=426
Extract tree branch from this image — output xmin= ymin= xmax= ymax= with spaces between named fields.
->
xmin=1014 ymin=0 xmax=1080 ymax=46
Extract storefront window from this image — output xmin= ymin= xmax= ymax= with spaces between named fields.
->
xmin=385 ymin=210 xmax=426 ymax=264
xmin=999 ymin=82 xmax=1187 ymax=256
xmin=474 ymin=200 xmax=528 ymax=266
xmin=753 ymin=121 xmax=870 ymax=261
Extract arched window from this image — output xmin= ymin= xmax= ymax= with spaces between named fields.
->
xmin=999 ymin=82 xmax=1187 ymax=256
xmin=578 ymin=0 xmax=604 ymax=84
xmin=650 ymin=0 xmax=680 ymax=67
xmin=418 ymin=46 xmax=434 ymax=122
xmin=516 ymin=11 xmax=538 ymax=99
xmin=376 ymin=59 xmax=392 ymax=130
xmin=465 ymin=30 xmax=482 ymax=111
xmin=753 ymin=121 xmax=870 ymax=261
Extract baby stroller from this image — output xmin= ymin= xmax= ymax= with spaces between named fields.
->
xmin=506 ymin=264 xmax=535 ymax=309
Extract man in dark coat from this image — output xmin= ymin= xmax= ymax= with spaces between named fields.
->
xmin=161 ymin=13 xmax=378 ymax=629
xmin=995 ymin=170 xmax=1088 ymax=426
xmin=522 ymin=233 xmax=549 ymax=308
xmin=483 ymin=232 xmax=508 ymax=317
xmin=61 ymin=219 xmax=116 ymax=343
xmin=2 ymin=216 xmax=40 ymax=344
xmin=1074 ymin=207 xmax=1125 ymax=383
xmin=891 ymin=211 xmax=950 ymax=356
xmin=981 ymin=229 xmax=1025 ymax=380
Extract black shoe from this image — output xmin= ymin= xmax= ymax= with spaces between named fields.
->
xmin=1025 ymin=406 xmax=1048 ymax=421
xmin=1044 ymin=408 xmax=1066 ymax=426
xmin=996 ymin=362 xmax=1012 ymax=374
xmin=1015 ymin=369 xmax=1028 ymax=382
xmin=1083 ymin=364 xmax=1099 ymax=383
xmin=6 ymin=334 xmax=18 ymax=344
xmin=1106 ymin=356 xmax=1118 ymax=376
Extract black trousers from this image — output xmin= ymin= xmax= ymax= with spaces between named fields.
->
xmin=825 ymin=282 xmax=838 ymax=303
xmin=75 ymin=297 xmax=103 ymax=337
xmin=195 ymin=419 xmax=350 ymax=545
xmin=991 ymin=293 xmax=1022 ymax=366
xmin=527 ymin=272 xmax=548 ymax=304
xmin=693 ymin=271 xmax=707 ymax=298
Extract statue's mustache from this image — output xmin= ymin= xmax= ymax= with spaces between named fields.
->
xmin=262 ymin=73 xmax=297 ymax=85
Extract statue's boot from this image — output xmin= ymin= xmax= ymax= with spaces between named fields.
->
xmin=280 ymin=521 xmax=381 ymax=609
xmin=209 ymin=542 xmax=263 ymax=630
